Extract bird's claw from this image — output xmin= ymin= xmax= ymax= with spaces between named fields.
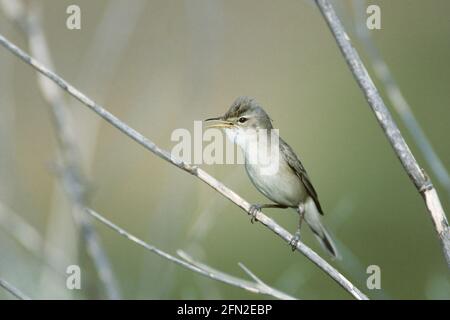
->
xmin=249 ymin=204 xmax=261 ymax=223
xmin=289 ymin=231 xmax=301 ymax=251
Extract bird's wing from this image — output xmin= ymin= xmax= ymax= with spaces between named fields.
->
xmin=279 ymin=138 xmax=324 ymax=215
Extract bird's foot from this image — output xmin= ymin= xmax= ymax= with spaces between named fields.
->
xmin=289 ymin=230 xmax=301 ymax=251
xmin=249 ymin=204 xmax=261 ymax=223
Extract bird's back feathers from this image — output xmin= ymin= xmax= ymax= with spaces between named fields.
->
xmin=279 ymin=137 xmax=324 ymax=215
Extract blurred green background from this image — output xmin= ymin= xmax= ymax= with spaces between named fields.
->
xmin=0 ymin=0 xmax=449 ymax=299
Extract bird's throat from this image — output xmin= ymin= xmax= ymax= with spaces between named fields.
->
xmin=225 ymin=128 xmax=280 ymax=167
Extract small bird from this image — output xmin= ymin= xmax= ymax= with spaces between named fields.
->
xmin=205 ymin=96 xmax=339 ymax=258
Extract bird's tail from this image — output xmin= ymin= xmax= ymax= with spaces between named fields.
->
xmin=303 ymin=198 xmax=340 ymax=259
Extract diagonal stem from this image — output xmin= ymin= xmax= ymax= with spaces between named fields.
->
xmin=0 ymin=0 xmax=121 ymax=298
xmin=0 ymin=279 xmax=31 ymax=300
xmin=87 ymin=208 xmax=296 ymax=299
xmin=352 ymin=0 xmax=450 ymax=199
xmin=0 ymin=33 xmax=368 ymax=300
xmin=314 ymin=0 xmax=450 ymax=268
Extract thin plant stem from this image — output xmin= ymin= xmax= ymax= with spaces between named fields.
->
xmin=314 ymin=0 xmax=450 ymax=268
xmin=0 ymin=33 xmax=368 ymax=300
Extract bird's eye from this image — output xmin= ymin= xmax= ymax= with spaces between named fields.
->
xmin=238 ymin=117 xmax=247 ymax=123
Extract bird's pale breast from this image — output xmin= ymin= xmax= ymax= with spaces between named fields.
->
xmin=245 ymin=156 xmax=306 ymax=207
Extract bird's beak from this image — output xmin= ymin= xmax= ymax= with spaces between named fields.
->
xmin=204 ymin=116 xmax=233 ymax=129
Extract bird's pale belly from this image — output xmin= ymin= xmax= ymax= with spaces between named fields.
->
xmin=245 ymin=160 xmax=306 ymax=207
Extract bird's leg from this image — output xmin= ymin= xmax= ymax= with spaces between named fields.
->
xmin=248 ymin=203 xmax=288 ymax=223
xmin=289 ymin=203 xmax=305 ymax=251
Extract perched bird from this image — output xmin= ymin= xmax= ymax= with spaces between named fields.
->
xmin=205 ymin=96 xmax=339 ymax=258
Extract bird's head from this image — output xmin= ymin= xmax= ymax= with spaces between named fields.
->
xmin=205 ymin=96 xmax=273 ymax=132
